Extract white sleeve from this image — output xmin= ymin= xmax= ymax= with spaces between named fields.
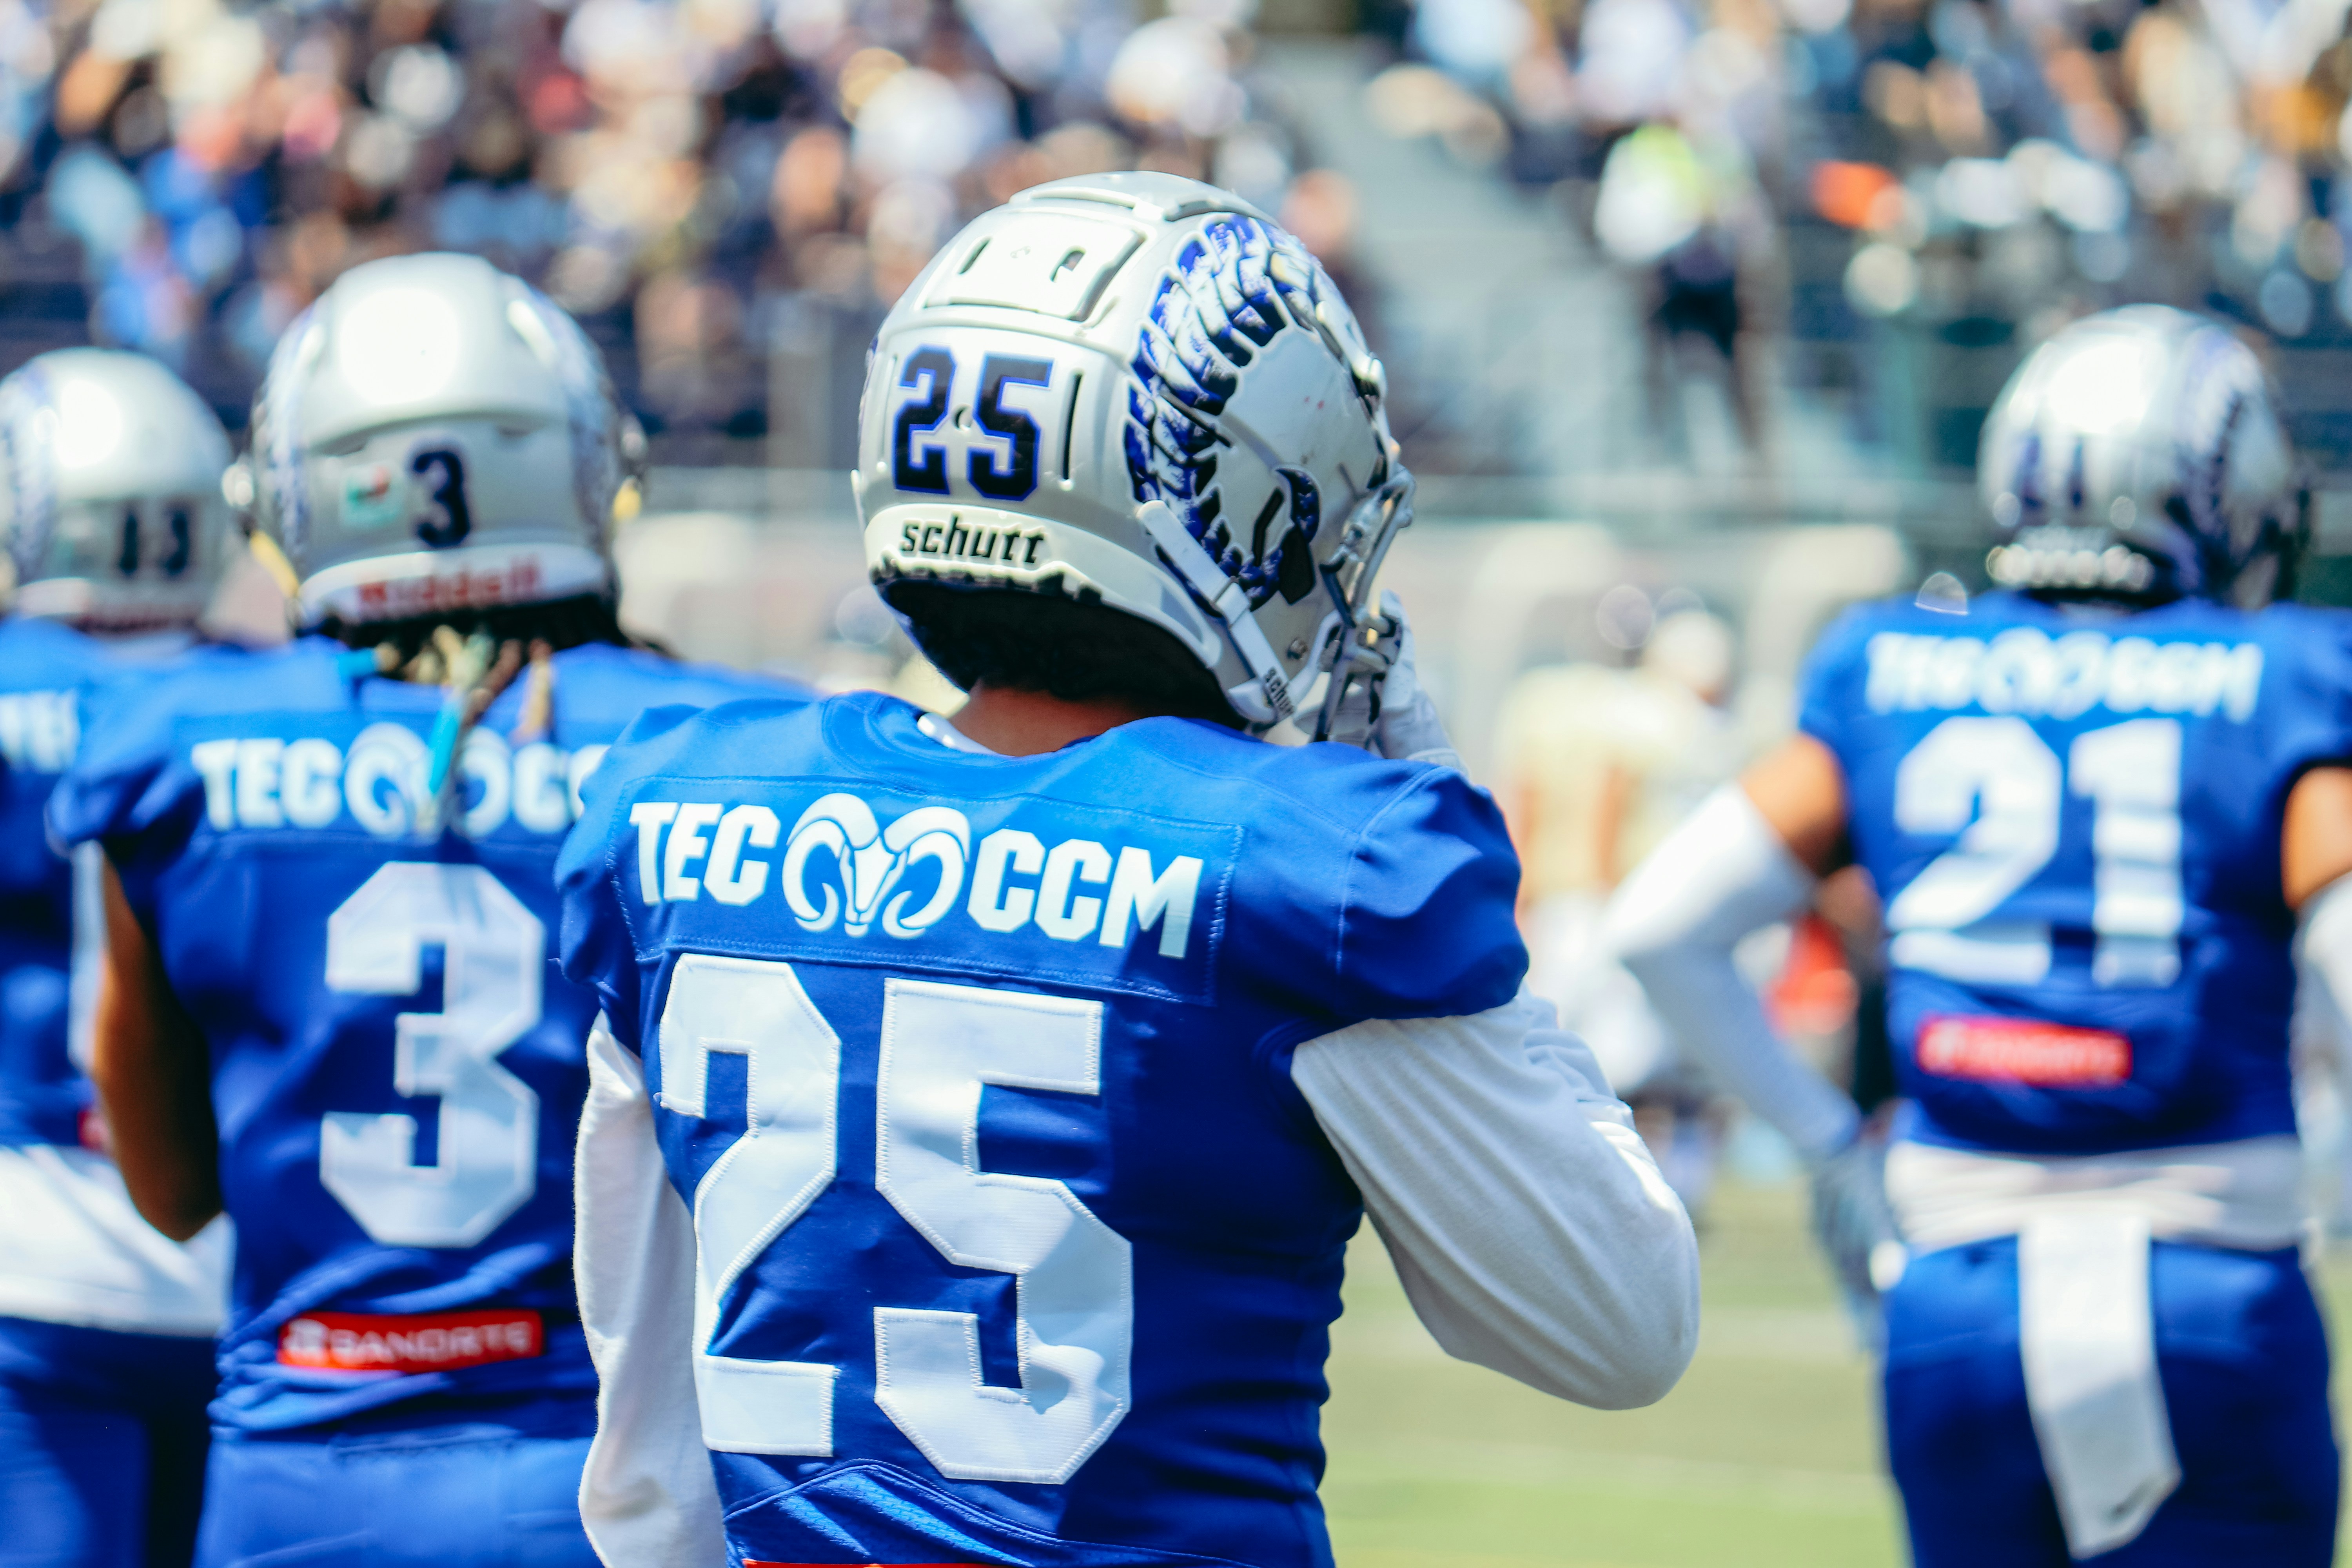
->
xmin=2296 ymin=873 xmax=2352 ymax=1070
xmin=1290 ymin=988 xmax=1699 ymax=1411
xmin=1606 ymin=784 xmax=1861 ymax=1163
xmin=575 ymin=1018 xmax=725 ymax=1568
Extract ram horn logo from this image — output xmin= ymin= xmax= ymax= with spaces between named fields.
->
xmin=780 ymin=793 xmax=971 ymax=938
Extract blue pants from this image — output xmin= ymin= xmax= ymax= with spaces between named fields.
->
xmin=192 ymin=1414 xmax=600 ymax=1568
xmin=0 ymin=1316 xmax=215 ymax=1568
xmin=1885 ymin=1237 xmax=2339 ymax=1566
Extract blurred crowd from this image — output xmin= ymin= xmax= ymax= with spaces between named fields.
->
xmin=8 ymin=0 xmax=2352 ymax=466
xmin=0 ymin=0 xmax=1362 ymax=449
xmin=1375 ymin=0 xmax=2352 ymax=464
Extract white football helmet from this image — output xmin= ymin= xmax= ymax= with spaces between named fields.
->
xmin=0 ymin=348 xmax=234 ymax=632
xmin=854 ymin=172 xmax=1410 ymax=735
xmin=1978 ymin=305 xmax=2305 ymax=605
xmin=250 ymin=252 xmax=626 ymax=627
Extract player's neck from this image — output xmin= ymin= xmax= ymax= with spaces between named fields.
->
xmin=946 ymin=682 xmax=1159 ymax=757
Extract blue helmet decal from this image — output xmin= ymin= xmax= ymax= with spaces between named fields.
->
xmin=0 ymin=359 xmax=55 ymax=586
xmin=1123 ymin=215 xmax=1334 ymax=609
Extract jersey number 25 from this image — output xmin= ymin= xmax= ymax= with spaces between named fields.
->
xmin=659 ymin=954 xmax=1133 ymax=1487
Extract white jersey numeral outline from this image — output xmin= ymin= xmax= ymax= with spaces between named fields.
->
xmin=1886 ymin=715 xmax=2184 ymax=988
xmin=659 ymin=959 xmax=1133 ymax=1483
xmin=320 ymin=863 xmax=543 ymax=1247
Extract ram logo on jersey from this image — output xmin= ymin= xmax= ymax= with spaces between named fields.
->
xmin=0 ymin=690 xmax=77 ymax=773
xmin=1864 ymin=628 xmax=2263 ymax=722
xmin=188 ymin=726 xmax=607 ymax=838
xmin=631 ymin=791 xmax=1208 ymax=960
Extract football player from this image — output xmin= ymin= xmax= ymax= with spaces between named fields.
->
xmin=0 ymin=350 xmax=236 ymax=1568
xmin=554 ymin=173 xmax=1701 ymax=1567
xmin=48 ymin=255 xmax=806 ymax=1567
xmin=1609 ymin=305 xmax=2344 ymax=1564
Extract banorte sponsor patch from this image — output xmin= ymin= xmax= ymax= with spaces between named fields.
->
xmin=1915 ymin=1014 xmax=2132 ymax=1088
xmin=277 ymin=1307 xmax=544 ymax=1373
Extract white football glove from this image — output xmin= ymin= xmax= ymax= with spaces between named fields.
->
xmin=1321 ymin=591 xmax=1462 ymax=769
xmin=1809 ymin=1127 xmax=1907 ymax=1352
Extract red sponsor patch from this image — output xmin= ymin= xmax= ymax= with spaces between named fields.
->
xmin=277 ymin=1308 xmax=544 ymax=1373
xmin=1915 ymin=1014 xmax=2132 ymax=1088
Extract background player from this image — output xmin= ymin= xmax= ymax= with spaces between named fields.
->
xmin=1495 ymin=603 xmax=1745 ymax=1213
xmin=555 ymin=172 xmax=1700 ymax=1568
xmin=49 ymin=255 xmax=804 ymax=1568
xmin=0 ymin=349 xmax=238 ymax=1568
xmin=1608 ymin=305 xmax=2343 ymax=1564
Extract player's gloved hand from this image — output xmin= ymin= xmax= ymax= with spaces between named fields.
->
xmin=1322 ymin=592 xmax=1461 ymax=769
xmin=1808 ymin=1125 xmax=1907 ymax=1351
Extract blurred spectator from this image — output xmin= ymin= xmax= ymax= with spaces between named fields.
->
xmin=0 ymin=0 xmax=1369 ymax=456
xmin=1494 ymin=598 xmax=1748 ymax=1214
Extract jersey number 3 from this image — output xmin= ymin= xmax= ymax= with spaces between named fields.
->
xmin=320 ymin=864 xmax=543 ymax=1247
xmin=659 ymin=955 xmax=1132 ymax=1486
xmin=1887 ymin=715 xmax=2182 ymax=988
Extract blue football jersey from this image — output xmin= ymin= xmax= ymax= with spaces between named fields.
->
xmin=556 ymin=691 xmax=1524 ymax=1568
xmin=1801 ymin=589 xmax=2352 ymax=1156
xmin=0 ymin=616 xmax=114 ymax=1149
xmin=48 ymin=637 xmax=803 ymax=1434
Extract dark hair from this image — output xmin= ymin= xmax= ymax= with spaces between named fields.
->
xmin=887 ymin=581 xmax=1240 ymax=728
xmin=319 ymin=593 xmax=643 ymax=663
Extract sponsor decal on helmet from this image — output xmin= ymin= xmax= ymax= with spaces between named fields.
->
xmin=356 ymin=554 xmax=542 ymax=617
xmin=897 ymin=516 xmax=1049 ymax=567
xmin=342 ymin=463 xmax=402 ymax=532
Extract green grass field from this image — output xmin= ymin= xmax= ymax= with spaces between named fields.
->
xmin=1319 ymin=1180 xmax=2352 ymax=1568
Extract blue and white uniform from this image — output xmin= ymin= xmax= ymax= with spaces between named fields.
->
xmin=49 ymin=637 xmax=800 ymax=1568
xmin=0 ymin=614 xmax=227 ymax=1568
xmin=1802 ymin=591 xmax=2343 ymax=1564
xmin=556 ymin=691 xmax=1699 ymax=1568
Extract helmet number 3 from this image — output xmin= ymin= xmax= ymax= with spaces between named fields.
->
xmin=658 ymin=955 xmax=1132 ymax=1485
xmin=890 ymin=347 xmax=1055 ymax=504
xmin=410 ymin=447 xmax=472 ymax=548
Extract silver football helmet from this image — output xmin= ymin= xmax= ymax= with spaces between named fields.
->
xmin=250 ymin=252 xmax=626 ymax=627
xmin=0 ymin=348 xmax=234 ymax=632
xmin=854 ymin=172 xmax=1409 ymax=735
xmin=1978 ymin=305 xmax=2305 ymax=605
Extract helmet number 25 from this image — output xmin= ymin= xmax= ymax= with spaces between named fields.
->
xmin=890 ymin=347 xmax=1056 ymax=505
xmin=659 ymin=954 xmax=1131 ymax=1486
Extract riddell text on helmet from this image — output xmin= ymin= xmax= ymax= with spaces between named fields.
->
xmin=354 ymin=556 xmax=543 ymax=617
